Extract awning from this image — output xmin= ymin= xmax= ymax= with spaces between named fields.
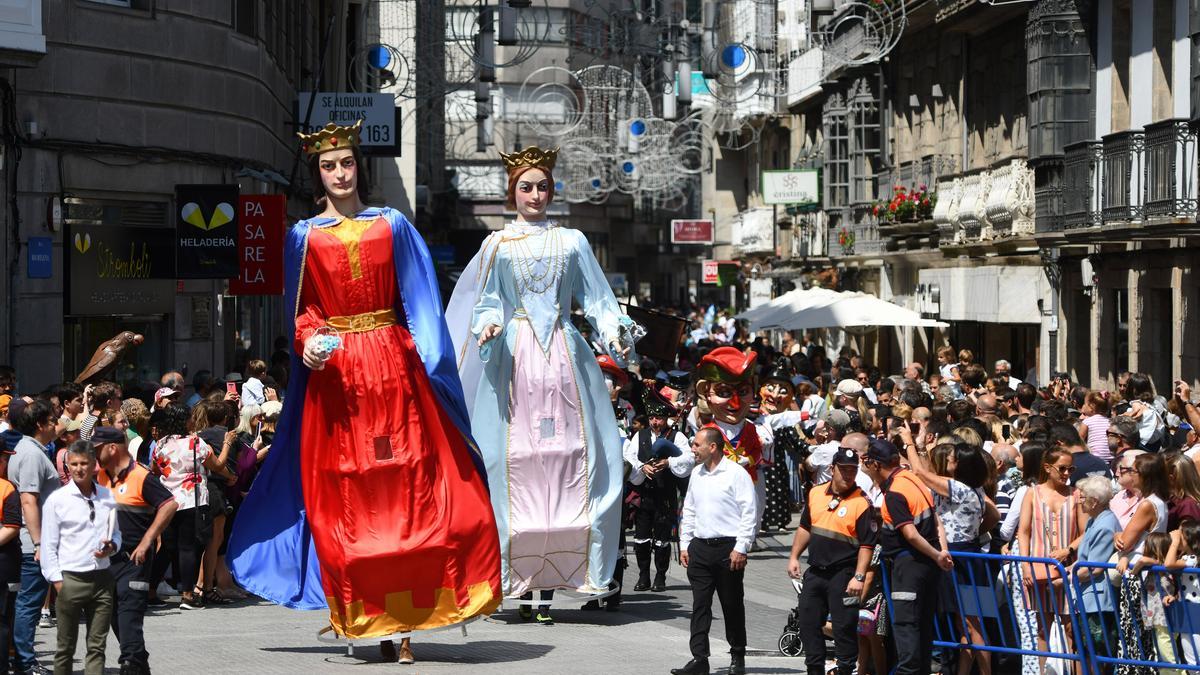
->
xmin=735 ymin=287 xmax=844 ymax=329
xmin=739 ymin=288 xmax=948 ymax=331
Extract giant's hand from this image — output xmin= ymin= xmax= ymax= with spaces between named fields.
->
xmin=302 ymin=336 xmax=331 ymax=371
xmin=478 ymin=324 xmax=502 ymax=347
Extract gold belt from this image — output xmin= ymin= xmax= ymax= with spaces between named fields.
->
xmin=326 ymin=308 xmax=397 ymax=334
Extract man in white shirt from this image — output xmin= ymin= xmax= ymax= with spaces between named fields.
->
xmin=673 ymin=427 xmax=757 ymax=675
xmin=39 ymin=441 xmax=118 ymax=675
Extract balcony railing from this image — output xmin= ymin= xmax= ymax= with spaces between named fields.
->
xmin=984 ymin=159 xmax=1036 ymax=238
xmin=956 ymin=171 xmax=992 ymax=241
xmin=1061 ymin=140 xmax=1103 ymax=230
xmin=933 ymin=159 xmax=1036 ymax=245
xmin=787 ymin=48 xmax=825 ymax=107
xmin=1032 ymin=156 xmax=1064 ymax=235
xmin=1143 ymin=118 xmax=1198 ymax=220
xmin=1100 ymin=130 xmax=1145 ymax=222
xmin=933 ymin=177 xmax=962 ymax=243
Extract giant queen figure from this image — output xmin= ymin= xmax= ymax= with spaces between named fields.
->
xmin=446 ymin=146 xmax=640 ymax=616
xmin=228 ymin=120 xmax=501 ymax=641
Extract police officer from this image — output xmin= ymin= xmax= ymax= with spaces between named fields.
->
xmin=93 ymin=427 xmax=178 ymax=675
xmin=786 ymin=447 xmax=876 ymax=675
xmin=859 ymin=438 xmax=952 ymax=675
xmin=623 ymin=389 xmax=691 ymax=592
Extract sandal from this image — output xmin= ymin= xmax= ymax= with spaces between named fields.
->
xmin=205 ymin=587 xmax=235 ymax=605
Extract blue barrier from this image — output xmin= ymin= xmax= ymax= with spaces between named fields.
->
xmin=1071 ymin=560 xmax=1200 ymax=673
xmin=881 ymin=551 xmax=1091 ymax=673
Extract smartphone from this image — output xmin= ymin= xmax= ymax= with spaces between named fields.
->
xmin=226 ymin=382 xmax=237 ymax=395
xmin=1002 ymin=424 xmax=1011 ymax=441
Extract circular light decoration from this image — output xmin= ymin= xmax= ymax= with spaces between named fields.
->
xmin=591 ymin=178 xmax=602 ymax=188
xmin=368 ymin=44 xmax=392 ymax=69
xmin=718 ymin=43 xmax=757 ymax=81
xmin=629 ymin=119 xmax=647 ymax=136
xmin=621 ymin=161 xmax=636 ymax=174
xmin=554 ymin=180 xmax=564 ymax=191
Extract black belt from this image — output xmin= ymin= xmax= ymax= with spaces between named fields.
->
xmin=809 ymin=562 xmax=856 ymax=573
xmin=693 ymin=536 xmax=736 ymax=546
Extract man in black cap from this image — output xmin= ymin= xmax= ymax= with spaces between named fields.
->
xmin=623 ymin=389 xmax=692 ymax=592
xmin=860 ymin=438 xmax=952 ymax=675
xmin=787 ymin=447 xmax=877 ymax=675
xmin=94 ymin=426 xmax=178 ymax=675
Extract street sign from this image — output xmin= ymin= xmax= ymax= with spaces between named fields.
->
xmin=228 ymin=195 xmax=285 ymax=296
xmin=27 ymin=237 xmax=51 ymax=278
xmin=671 ymin=219 xmax=714 ymax=244
xmin=175 ymin=184 xmax=239 ymax=279
xmin=297 ymin=92 xmax=396 ymax=146
xmin=762 ymin=169 xmax=819 ymax=206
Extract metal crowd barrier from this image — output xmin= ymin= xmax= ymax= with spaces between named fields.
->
xmin=1071 ymin=559 xmax=1200 ymax=673
xmin=879 ymin=551 xmax=1200 ymax=675
xmin=882 ymin=551 xmax=1090 ymax=673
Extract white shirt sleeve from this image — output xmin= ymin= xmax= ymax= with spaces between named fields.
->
xmin=39 ymin=495 xmax=62 ymax=584
xmin=623 ymin=435 xmax=646 ymax=485
xmin=1000 ymin=485 xmax=1027 ymax=542
xmin=733 ymin=468 xmax=759 ymax=554
xmin=679 ymin=482 xmax=697 ymax=551
xmin=668 ymin=432 xmax=696 ymax=477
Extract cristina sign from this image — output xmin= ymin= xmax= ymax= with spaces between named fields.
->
xmin=175 ymin=184 xmax=239 ymax=279
xmin=66 ymin=223 xmax=175 ymax=316
xmin=762 ymin=169 xmax=819 ymax=206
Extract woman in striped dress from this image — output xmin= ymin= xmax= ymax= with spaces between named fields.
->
xmin=1018 ymin=446 xmax=1086 ymax=673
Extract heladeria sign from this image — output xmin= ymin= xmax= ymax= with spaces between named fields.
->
xmin=175 ymin=184 xmax=239 ymax=279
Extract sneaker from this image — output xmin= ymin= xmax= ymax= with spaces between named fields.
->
xmin=13 ymin=664 xmax=53 ymax=675
xmin=179 ymin=596 xmax=205 ymax=610
xmin=146 ymin=596 xmax=168 ymax=608
xmin=535 ymin=612 xmax=554 ymax=625
xmin=517 ymin=605 xmax=532 ymax=621
xmin=38 ymin=611 xmax=53 ymax=628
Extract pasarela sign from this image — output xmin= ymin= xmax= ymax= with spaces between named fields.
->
xmin=228 ymin=195 xmax=285 ymax=296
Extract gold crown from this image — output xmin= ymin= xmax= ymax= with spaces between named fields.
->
xmin=298 ymin=120 xmax=363 ymax=155
xmin=500 ymin=146 xmax=558 ymax=172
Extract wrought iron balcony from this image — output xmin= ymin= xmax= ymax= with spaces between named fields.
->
xmin=1061 ymin=140 xmax=1103 ymax=230
xmin=1032 ymin=156 xmax=1064 ymax=235
xmin=1100 ymin=130 xmax=1145 ymax=222
xmin=1142 ymin=118 xmax=1198 ymax=221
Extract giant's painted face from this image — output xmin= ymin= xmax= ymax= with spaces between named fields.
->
xmin=758 ymin=380 xmax=794 ymax=415
xmin=699 ymin=378 xmax=754 ymax=424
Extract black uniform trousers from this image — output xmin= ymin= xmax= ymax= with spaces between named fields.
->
xmin=796 ymin=564 xmax=858 ymax=675
xmin=0 ymin=579 xmax=17 ymax=675
xmin=888 ymin=553 xmax=940 ymax=675
xmin=686 ymin=537 xmax=746 ymax=659
xmin=110 ymin=550 xmax=155 ymax=671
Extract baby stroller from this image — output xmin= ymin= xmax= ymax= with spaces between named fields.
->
xmin=778 ymin=578 xmax=805 ymax=656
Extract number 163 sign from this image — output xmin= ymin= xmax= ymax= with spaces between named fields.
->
xmin=297 ymin=92 xmax=395 ymax=146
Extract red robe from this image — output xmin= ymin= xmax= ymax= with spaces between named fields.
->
xmin=293 ymin=215 xmax=500 ymax=638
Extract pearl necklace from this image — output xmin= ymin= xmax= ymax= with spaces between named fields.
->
xmin=510 ymin=225 xmax=566 ymax=296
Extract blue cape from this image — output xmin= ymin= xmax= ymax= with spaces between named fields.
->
xmin=227 ymin=207 xmax=484 ymax=610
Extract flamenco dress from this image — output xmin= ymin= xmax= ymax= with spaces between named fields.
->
xmin=228 ymin=207 xmax=501 ymax=639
